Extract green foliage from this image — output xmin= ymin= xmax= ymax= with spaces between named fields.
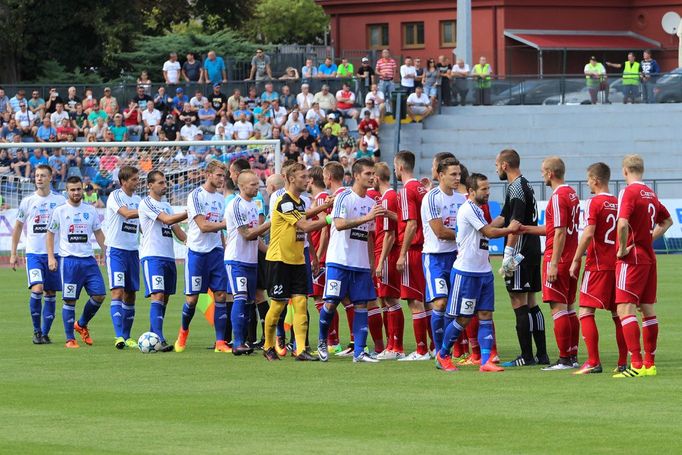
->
xmin=31 ymin=60 xmax=103 ymax=85
xmin=245 ymin=0 xmax=329 ymax=44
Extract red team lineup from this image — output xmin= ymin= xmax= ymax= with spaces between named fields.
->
xmin=10 ymin=148 xmax=673 ymax=377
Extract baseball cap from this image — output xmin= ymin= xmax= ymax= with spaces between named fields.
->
xmin=362 ymin=57 xmax=369 ymax=63
xmin=327 ymin=113 xmax=335 ymax=119
xmin=590 ymin=56 xmax=597 ymax=61
xmin=213 ymin=83 xmax=221 ymax=88
xmin=85 ymin=184 xmax=94 ymax=191
xmin=166 ymin=114 xmax=174 ymax=119
xmin=176 ymin=87 xmax=184 ymax=93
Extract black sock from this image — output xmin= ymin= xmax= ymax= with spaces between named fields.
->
xmin=305 ymin=308 xmax=310 ymax=349
xmin=225 ymin=301 xmax=233 ymax=344
xmin=246 ymin=303 xmax=257 ymax=344
xmin=529 ymin=305 xmax=547 ymax=358
xmin=514 ymin=305 xmax=534 ymax=361
xmin=257 ymin=301 xmax=269 ymax=340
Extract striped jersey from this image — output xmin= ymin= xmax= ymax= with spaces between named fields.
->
xmin=421 ymin=186 xmax=466 ymax=254
xmin=104 ymin=188 xmax=141 ymax=251
xmin=138 ymin=196 xmax=176 ymax=259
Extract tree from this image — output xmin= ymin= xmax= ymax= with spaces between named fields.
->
xmin=244 ymin=0 xmax=328 ymax=44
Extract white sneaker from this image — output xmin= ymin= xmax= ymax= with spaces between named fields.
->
xmin=429 ymin=349 xmax=436 ymax=359
xmin=335 ymin=345 xmax=354 ymax=357
xmin=353 ymin=352 xmax=379 ymax=363
xmin=376 ymin=349 xmax=399 ymax=360
xmin=397 ymin=351 xmax=431 ymax=362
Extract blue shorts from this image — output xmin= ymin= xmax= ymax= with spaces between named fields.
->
xmin=324 ymin=264 xmax=376 ymax=304
xmin=446 ymin=269 xmax=495 ymax=317
xmin=184 ymin=247 xmax=227 ymax=295
xmin=106 ymin=247 xmax=140 ymax=291
xmin=26 ymin=253 xmax=62 ymax=291
xmin=141 ymin=257 xmax=177 ymax=297
xmin=225 ymin=261 xmax=258 ymax=302
xmin=423 ymin=252 xmax=457 ymax=303
xmin=60 ymin=256 xmax=106 ymax=301
xmin=423 ymin=84 xmax=437 ymax=98
xmin=304 ymin=246 xmax=313 ymax=295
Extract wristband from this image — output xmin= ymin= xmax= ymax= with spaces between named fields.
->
xmin=326 ymin=215 xmax=332 ymax=225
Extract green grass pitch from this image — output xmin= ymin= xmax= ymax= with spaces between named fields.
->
xmin=1 ymin=256 xmax=681 ymax=454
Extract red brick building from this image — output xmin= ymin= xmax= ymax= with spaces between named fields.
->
xmin=317 ymin=0 xmax=682 ymax=75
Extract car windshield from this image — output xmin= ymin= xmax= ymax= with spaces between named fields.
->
xmin=657 ymin=68 xmax=682 ymax=84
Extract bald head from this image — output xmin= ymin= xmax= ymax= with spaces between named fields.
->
xmin=542 ymin=156 xmax=565 ymax=180
xmin=266 ymin=174 xmax=285 ymax=195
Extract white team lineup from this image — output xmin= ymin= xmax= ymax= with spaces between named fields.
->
xmin=9 ymin=150 xmax=672 ymax=377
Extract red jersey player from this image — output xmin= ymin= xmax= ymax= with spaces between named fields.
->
xmin=612 ymin=154 xmax=671 ymax=378
xmin=393 ymin=150 xmax=431 ymax=361
xmin=523 ymin=157 xmax=580 ymax=371
xmin=365 ymin=184 xmax=387 ymax=356
xmin=569 ymin=162 xmax=628 ymax=374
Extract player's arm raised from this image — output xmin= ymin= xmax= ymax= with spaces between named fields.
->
xmin=570 ymin=224 xmax=594 ymax=278
xmin=334 ymin=204 xmax=385 ymax=231
xmin=9 ymin=219 xmax=24 ymax=270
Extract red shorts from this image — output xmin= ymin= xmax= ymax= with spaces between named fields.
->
xmin=401 ymin=249 xmax=425 ymax=302
xmin=579 ymin=269 xmax=616 ymax=311
xmin=615 ymin=261 xmax=657 ymax=305
xmin=376 ymin=249 xmax=401 ymax=299
xmin=310 ymin=264 xmax=326 ymax=297
xmin=542 ymin=260 xmax=577 ymax=305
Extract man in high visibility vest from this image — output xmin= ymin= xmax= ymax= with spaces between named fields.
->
xmin=471 ymin=56 xmax=492 ymax=106
xmin=606 ymin=52 xmax=641 ymax=104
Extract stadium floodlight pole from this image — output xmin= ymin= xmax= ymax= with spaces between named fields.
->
xmin=455 ymin=0 xmax=472 ymax=66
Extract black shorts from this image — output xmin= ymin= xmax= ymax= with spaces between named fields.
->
xmin=266 ymin=260 xmax=308 ymax=300
xmin=504 ymin=260 xmax=541 ymax=293
xmin=256 ymin=249 xmax=267 ymax=289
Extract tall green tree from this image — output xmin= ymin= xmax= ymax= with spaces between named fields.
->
xmin=244 ymin=0 xmax=328 ymax=44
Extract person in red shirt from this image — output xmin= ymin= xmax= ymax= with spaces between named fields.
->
xmin=364 ymin=183 xmax=386 ymax=356
xmin=612 ymin=154 xmax=672 ymax=378
xmin=394 ymin=150 xmax=431 ymax=360
xmin=522 ymin=157 xmax=580 ymax=371
xmin=358 ymin=110 xmax=379 ymax=136
xmin=335 ymin=83 xmax=358 ymax=120
xmin=569 ymin=162 xmax=628 ymax=374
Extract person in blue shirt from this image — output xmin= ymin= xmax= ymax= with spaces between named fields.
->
xmin=29 ymin=149 xmax=49 ymax=173
xmin=204 ymin=50 xmax=227 ymax=84
xmin=260 ymin=82 xmax=279 ymax=103
xmin=641 ymin=50 xmax=661 ymax=104
xmin=317 ymin=57 xmax=338 ymax=78
xmin=36 ymin=117 xmax=57 ymax=142
xmin=172 ymin=87 xmax=189 ymax=112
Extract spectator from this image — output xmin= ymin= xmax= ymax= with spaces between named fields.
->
xmin=406 ymin=86 xmax=433 ymax=122
xmin=356 ymin=140 xmax=374 ymax=161
xmin=0 ymin=149 xmax=11 ymax=173
xmin=423 ymin=58 xmax=439 ymax=108
xmin=296 ymin=84 xmax=315 ymax=114
xmin=65 ymin=86 xmax=80 ymax=113
xmin=171 ymin=87 xmax=189 ymax=113
xmin=305 ymin=102 xmax=326 ymax=126
xmin=163 ymin=52 xmax=182 ymax=85
xmin=182 ymin=52 xmax=204 ymax=83
xmin=189 ymin=89 xmax=208 ymax=112
xmin=71 ymin=103 xmax=89 ymax=138
xmin=87 ymin=103 xmax=108 ymax=129
xmin=12 ymin=149 xmax=31 ymax=178
xmin=318 ymin=127 xmax=338 ymax=163
xmin=301 ymin=58 xmax=318 ymax=81
xmin=93 ymin=168 xmax=114 ymax=194
xmin=82 ymin=88 xmax=98 ymax=114
xmin=414 ymin=58 xmax=423 ymax=89
xmin=110 ymin=114 xmax=128 ymax=142
xmin=137 ymin=70 xmax=152 ymax=95
xmin=254 ymin=114 xmax=272 ymax=139
xmin=14 ymin=102 xmax=36 ymax=137
xmin=359 ymin=129 xmax=380 ymax=160
xmin=323 ymin=113 xmax=341 ymax=136
xmin=285 ymin=142 xmax=301 ymax=163
xmin=57 ymin=117 xmax=76 ymax=141
xmin=375 ymin=49 xmax=398 ymax=112
xmin=342 ymin=171 xmax=352 ymax=186
xmin=279 ymin=67 xmax=300 ymax=81
xmin=641 ymin=50 xmax=660 ymax=104
xmin=153 ymin=86 xmax=171 ymax=117
xmin=83 ymin=183 xmax=104 ymax=208
xmin=295 ymin=127 xmax=316 ymax=153
xmin=279 ymin=85 xmax=296 ymax=112
xmin=339 ymin=153 xmax=352 ymax=174
xmin=451 ymin=58 xmax=470 ymax=106
xmin=233 ymin=112 xmax=254 ymax=140
xmin=365 ymin=83 xmax=386 ymax=118
xmin=48 ymin=148 xmax=68 ymax=185
xmin=305 ymin=116 xmax=321 ymax=140
xmin=28 ymin=90 xmax=46 ymax=120
xmin=99 ymin=88 xmax=119 ymax=119
xmin=204 ymin=50 xmax=227 ymax=84
xmin=162 ymin=114 xmax=179 ymax=141
xmin=233 ymin=100 xmax=252 ymax=123
xmin=335 ymin=83 xmax=359 ymax=120
xmin=606 ymin=52 xmax=640 ymax=104
xmin=584 ymin=56 xmax=609 ymax=105
xmin=270 ymin=99 xmax=288 ymax=129
xmin=209 ymin=83 xmax=228 ymax=118
xmin=123 ymin=100 xmax=142 ymax=138
xmin=0 ymin=87 xmax=10 ymax=122
xmin=1 ymin=119 xmax=21 ymax=142
xmin=358 ymin=109 xmax=379 ymax=135
xmin=244 ymin=86 xmax=260 ymax=111
xmin=227 ymin=88 xmax=243 ymax=115
xmin=302 ymin=145 xmax=320 ymax=168
xmin=337 ymin=126 xmax=357 ymax=155
xmin=400 ymin=56 xmax=417 ymax=94
xmin=133 ymin=85 xmax=153 ymax=110
xmin=141 ymin=101 xmax=162 ymax=140
xmin=29 ymin=148 xmax=49 ymax=173
xmin=50 ymin=102 xmax=70 ymax=129
xmin=198 ymin=99 xmax=217 ymax=134
xmin=313 ymin=85 xmax=336 ymax=113
xmin=99 ymin=148 xmax=120 ymax=172
xmin=261 ymin=82 xmax=279 ymax=103
xmin=337 ymin=57 xmax=354 ymax=80
xmin=36 ymin=117 xmax=57 ymax=142
xmin=317 ymin=57 xmax=338 ymax=78
xmin=179 ymin=102 xmax=198 ymax=125
xmin=248 ymin=48 xmax=272 ymax=81
xmin=138 ymin=150 xmax=153 ymax=173
xmin=357 ymin=57 xmax=376 ymax=88
xmin=359 ymin=99 xmax=381 ymax=123
xmin=180 ymin=116 xmax=200 ymax=141
xmin=88 ymin=117 xmax=109 ymax=141
xmin=45 ymin=88 xmax=64 ymax=114
xmin=9 ymin=89 xmax=27 ymax=114
xmin=211 ymin=124 xmax=231 ymax=154
xmin=253 ymin=98 xmax=270 ymax=120
xmin=471 ymin=56 xmax=492 ymax=106
xmin=216 ymin=114 xmax=234 ymax=139
xmin=436 ymin=55 xmax=453 ymax=106
xmin=283 ymin=109 xmax=305 ymax=143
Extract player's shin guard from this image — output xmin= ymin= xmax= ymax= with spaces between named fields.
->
xmin=392 ymin=304 xmax=405 ymax=352
xmin=612 ymin=314 xmax=628 ymax=366
xmin=368 ymin=307 xmax=385 ymax=353
xmin=430 ymin=310 xmax=445 ymax=354
xmin=344 ymin=302 xmax=355 ymax=342
xmin=121 ymin=303 xmax=135 ymax=339
xmin=213 ymin=301 xmax=228 ymax=342
xmin=529 ymin=305 xmax=548 ymax=358
xmin=440 ymin=319 xmax=463 ymax=358
xmin=29 ymin=292 xmax=43 ymax=332
xmin=352 ymin=307 xmax=369 ymax=358
xmin=478 ymin=319 xmax=494 ymax=365
xmin=412 ymin=311 xmax=429 ymax=355
xmin=230 ymin=298 xmax=246 ymax=346
xmin=62 ymin=303 xmax=76 ymax=340
xmin=579 ymin=313 xmax=599 ymax=365
xmin=567 ymin=309 xmax=580 ymax=358
xmin=318 ymin=304 xmax=336 ymax=342
xmin=291 ymin=296 xmax=308 ymax=355
xmin=78 ymin=298 xmax=101 ymax=328
xmin=467 ymin=315 xmax=481 ymax=359
xmin=425 ymin=309 xmax=434 ymax=351
xmin=514 ymin=305 xmax=534 ymax=361
xmin=264 ymin=300 xmax=286 ymax=350
xmin=149 ymin=301 xmax=166 ymax=341
xmin=552 ymin=310 xmax=571 ymax=358
xmin=620 ymin=315 xmax=643 ymax=369
xmin=181 ymin=302 xmax=196 ymax=331
xmin=642 ymin=316 xmax=658 ymax=368
xmin=42 ymin=295 xmax=56 ymax=335
xmin=110 ymin=300 xmax=124 ymax=338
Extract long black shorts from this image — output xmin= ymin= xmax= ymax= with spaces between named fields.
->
xmin=504 ymin=260 xmax=541 ymax=293
xmin=266 ymin=260 xmax=308 ymax=300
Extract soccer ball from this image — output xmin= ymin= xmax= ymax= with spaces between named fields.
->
xmin=138 ymin=332 xmax=162 ymax=353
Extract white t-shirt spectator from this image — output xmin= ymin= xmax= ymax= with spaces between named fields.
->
xmin=296 ymin=92 xmax=314 ymax=112
xmin=407 ymin=92 xmax=431 ymax=108
xmin=142 ymin=108 xmax=162 ymax=127
xmin=233 ymin=120 xmax=254 ymax=140
xmin=163 ymin=60 xmax=181 ymax=84
xmin=305 ymin=108 xmax=326 ymax=124
xmin=189 ymin=96 xmax=207 ymax=111
xmin=452 ymin=63 xmax=470 ymax=77
xmin=360 ymin=106 xmax=381 ymax=120
xmin=365 ymin=91 xmax=385 ymax=105
xmin=180 ymin=123 xmax=200 ymax=141
xmin=400 ymin=65 xmax=417 ymax=88
xmin=15 ymin=110 xmax=35 ymax=128
xmin=271 ymin=106 xmax=288 ymax=127
xmin=50 ymin=111 xmax=70 ymax=128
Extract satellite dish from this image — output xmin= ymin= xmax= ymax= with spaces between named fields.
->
xmin=662 ymin=11 xmax=681 ymax=34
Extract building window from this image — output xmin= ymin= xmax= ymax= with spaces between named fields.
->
xmin=441 ymin=20 xmax=456 ymax=47
xmin=368 ymin=24 xmax=389 ymax=49
xmin=402 ymin=22 xmax=425 ymax=49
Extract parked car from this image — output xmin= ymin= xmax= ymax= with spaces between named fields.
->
xmin=494 ymin=79 xmax=584 ymax=105
xmin=542 ymin=79 xmax=626 ymax=105
xmin=653 ymin=68 xmax=682 ymax=103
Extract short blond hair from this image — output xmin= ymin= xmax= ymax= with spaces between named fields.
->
xmin=205 ymin=160 xmax=226 ymax=175
xmin=542 ymin=156 xmax=565 ymax=180
xmin=622 ymin=154 xmax=644 ymax=175
xmin=374 ymin=162 xmax=391 ymax=183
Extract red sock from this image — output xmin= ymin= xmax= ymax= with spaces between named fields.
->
xmin=315 ymin=300 xmax=324 ymax=313
xmin=579 ymin=313 xmax=599 ymax=365
xmin=612 ymin=315 xmax=628 ymax=367
xmin=552 ymin=310 xmax=571 ymax=358
xmin=392 ymin=305 xmax=405 ymax=352
xmin=412 ymin=311 xmax=428 ymax=355
xmin=368 ymin=307 xmax=385 ymax=353
xmin=344 ymin=303 xmax=355 ymax=343
xmin=642 ymin=316 xmax=658 ymax=368
xmin=381 ymin=304 xmax=390 ymax=338
xmin=425 ymin=310 xmax=434 ymax=351
xmin=568 ymin=310 xmax=580 ymax=358
xmin=385 ymin=305 xmax=395 ymax=351
xmin=329 ymin=311 xmax=340 ymax=346
xmin=620 ymin=315 xmax=643 ymax=369
xmin=491 ymin=321 xmax=498 ymax=357
xmin=452 ymin=332 xmax=465 ymax=357
xmin=467 ymin=315 xmax=480 ymax=359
